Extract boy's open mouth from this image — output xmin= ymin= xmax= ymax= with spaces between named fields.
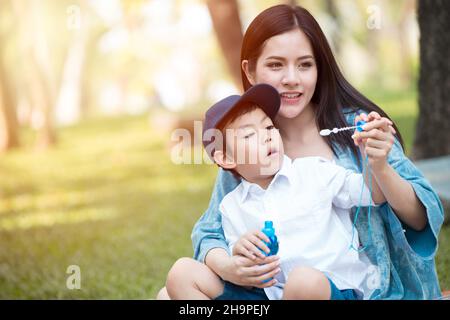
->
xmin=267 ymin=148 xmax=278 ymax=157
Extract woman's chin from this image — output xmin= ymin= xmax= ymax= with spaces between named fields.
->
xmin=278 ymin=103 xmax=306 ymax=119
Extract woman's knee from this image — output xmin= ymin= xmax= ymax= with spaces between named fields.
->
xmin=284 ymin=266 xmax=330 ymax=299
xmin=166 ymin=257 xmax=199 ymax=294
xmin=156 ymin=286 xmax=170 ymax=300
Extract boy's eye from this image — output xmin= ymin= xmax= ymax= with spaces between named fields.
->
xmin=244 ymin=132 xmax=255 ymax=139
xmin=266 ymin=125 xmax=275 ymax=130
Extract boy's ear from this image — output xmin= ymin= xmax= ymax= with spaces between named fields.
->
xmin=242 ymin=60 xmax=256 ymax=86
xmin=213 ymin=150 xmax=237 ymax=170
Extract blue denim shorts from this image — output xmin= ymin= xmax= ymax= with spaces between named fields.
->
xmin=214 ymin=278 xmax=359 ymax=300
xmin=327 ymin=277 xmax=359 ymax=300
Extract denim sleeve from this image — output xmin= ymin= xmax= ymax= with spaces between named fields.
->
xmin=381 ymin=139 xmax=445 ymax=260
xmin=191 ymin=168 xmax=240 ymax=263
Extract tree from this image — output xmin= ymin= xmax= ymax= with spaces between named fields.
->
xmin=11 ymin=0 xmax=57 ymax=149
xmin=0 ymin=44 xmax=19 ymax=152
xmin=412 ymin=0 xmax=450 ymax=159
xmin=206 ymin=0 xmax=243 ymax=91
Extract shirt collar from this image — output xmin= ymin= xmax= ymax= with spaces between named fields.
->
xmin=240 ymin=155 xmax=293 ymax=202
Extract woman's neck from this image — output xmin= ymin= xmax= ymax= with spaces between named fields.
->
xmin=275 ymin=103 xmax=334 ymax=160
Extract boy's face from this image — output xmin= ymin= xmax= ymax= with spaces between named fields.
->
xmin=216 ymin=107 xmax=284 ymax=181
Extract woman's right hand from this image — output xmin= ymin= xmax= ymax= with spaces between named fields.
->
xmin=221 ymin=253 xmax=281 ymax=288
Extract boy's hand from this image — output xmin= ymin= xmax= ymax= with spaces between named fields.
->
xmin=352 ymin=112 xmax=396 ymax=172
xmin=232 ymin=230 xmax=271 ymax=260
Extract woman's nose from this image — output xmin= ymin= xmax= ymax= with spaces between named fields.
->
xmin=281 ymin=66 xmax=300 ymax=87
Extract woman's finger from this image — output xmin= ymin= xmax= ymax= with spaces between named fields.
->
xmin=359 ymin=113 xmax=369 ymax=122
xmin=362 ymin=118 xmax=391 ymax=132
xmin=365 ymin=146 xmax=389 ymax=159
xmin=389 ymin=125 xmax=396 ymax=135
xmin=245 ymin=257 xmax=280 ymax=277
xmin=255 ymin=278 xmax=278 ymax=288
xmin=368 ymin=111 xmax=381 ymax=121
xmin=254 ymin=267 xmax=282 ymax=286
xmin=365 ymin=137 xmax=393 ymax=150
xmin=353 ymin=128 xmax=385 ymax=141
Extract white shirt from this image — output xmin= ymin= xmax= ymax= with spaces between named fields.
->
xmin=220 ymin=155 xmax=376 ymax=300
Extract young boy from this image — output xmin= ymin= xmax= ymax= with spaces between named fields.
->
xmin=168 ymin=84 xmax=387 ymax=300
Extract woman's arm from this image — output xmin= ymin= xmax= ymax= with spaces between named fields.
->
xmin=191 ymin=168 xmax=280 ymax=287
xmin=352 ymin=112 xmax=427 ymax=231
xmin=372 ymin=164 xmax=426 ymax=230
xmin=205 ymin=248 xmax=280 ymax=288
xmin=191 ymin=168 xmax=239 ymax=262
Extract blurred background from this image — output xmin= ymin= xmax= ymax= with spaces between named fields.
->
xmin=0 ymin=0 xmax=448 ymax=298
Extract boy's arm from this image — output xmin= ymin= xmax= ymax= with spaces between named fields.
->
xmin=316 ymin=159 xmax=381 ymax=209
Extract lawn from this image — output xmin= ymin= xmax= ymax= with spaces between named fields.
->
xmin=0 ymin=89 xmax=448 ymax=298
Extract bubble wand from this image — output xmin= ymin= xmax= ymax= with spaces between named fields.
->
xmin=319 ymin=120 xmax=367 ymax=136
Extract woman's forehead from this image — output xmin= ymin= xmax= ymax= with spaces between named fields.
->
xmin=259 ymin=28 xmax=314 ymax=59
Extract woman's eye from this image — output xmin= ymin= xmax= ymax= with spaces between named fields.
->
xmin=267 ymin=62 xmax=282 ymax=69
xmin=299 ymin=62 xmax=312 ymax=69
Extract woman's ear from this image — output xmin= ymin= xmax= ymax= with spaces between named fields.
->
xmin=213 ymin=150 xmax=237 ymax=170
xmin=242 ymin=60 xmax=256 ymax=86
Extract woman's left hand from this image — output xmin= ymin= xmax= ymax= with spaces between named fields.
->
xmin=352 ymin=111 xmax=396 ymax=172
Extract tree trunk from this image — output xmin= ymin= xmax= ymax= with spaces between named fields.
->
xmin=206 ymin=0 xmax=243 ymax=91
xmin=0 ymin=52 xmax=19 ymax=152
xmin=412 ymin=0 xmax=450 ymax=159
xmin=324 ymin=0 xmax=342 ymax=56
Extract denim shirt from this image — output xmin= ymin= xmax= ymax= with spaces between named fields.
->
xmin=191 ymin=109 xmax=445 ymax=300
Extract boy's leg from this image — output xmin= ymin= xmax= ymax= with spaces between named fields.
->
xmin=282 ymin=266 xmax=331 ymax=300
xmin=166 ymin=257 xmax=224 ymax=299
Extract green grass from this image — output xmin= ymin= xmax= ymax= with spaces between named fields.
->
xmin=0 ymin=89 xmax=448 ymax=298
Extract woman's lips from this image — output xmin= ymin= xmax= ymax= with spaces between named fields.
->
xmin=280 ymin=92 xmax=303 ymax=105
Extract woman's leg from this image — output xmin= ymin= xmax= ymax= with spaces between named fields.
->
xmin=156 ymin=286 xmax=170 ymax=300
xmin=282 ymin=266 xmax=331 ymax=300
xmin=166 ymin=257 xmax=224 ymax=299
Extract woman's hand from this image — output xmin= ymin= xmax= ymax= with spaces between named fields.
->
xmin=205 ymin=247 xmax=281 ymax=289
xmin=232 ymin=230 xmax=271 ymax=260
xmin=222 ymin=254 xmax=281 ymax=288
xmin=352 ymin=111 xmax=396 ymax=172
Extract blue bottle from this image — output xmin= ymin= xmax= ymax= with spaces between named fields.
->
xmin=261 ymin=221 xmax=279 ymax=256
xmin=260 ymin=221 xmax=279 ymax=284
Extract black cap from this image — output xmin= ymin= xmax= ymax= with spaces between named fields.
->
xmin=202 ymin=83 xmax=280 ymax=160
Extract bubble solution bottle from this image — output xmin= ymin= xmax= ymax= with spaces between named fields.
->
xmin=261 ymin=221 xmax=279 ymax=256
xmin=260 ymin=221 xmax=279 ymax=284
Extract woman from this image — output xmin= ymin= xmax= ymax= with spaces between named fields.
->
xmin=159 ymin=4 xmax=443 ymax=300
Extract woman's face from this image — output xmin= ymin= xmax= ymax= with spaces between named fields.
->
xmin=243 ymin=28 xmax=318 ymax=120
